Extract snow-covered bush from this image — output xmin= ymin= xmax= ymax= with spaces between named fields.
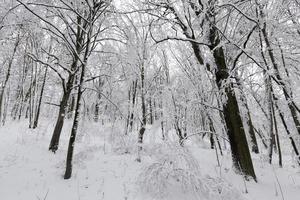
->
xmin=138 ymin=142 xmax=244 ymax=200
xmin=204 ymin=175 xmax=244 ymax=200
xmin=138 ymin=142 xmax=209 ymax=199
xmin=109 ymin=130 xmax=137 ymax=154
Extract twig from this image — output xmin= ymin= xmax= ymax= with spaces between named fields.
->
xmin=45 ymin=102 xmax=60 ymax=107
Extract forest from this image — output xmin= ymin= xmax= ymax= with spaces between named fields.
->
xmin=0 ymin=0 xmax=300 ymax=199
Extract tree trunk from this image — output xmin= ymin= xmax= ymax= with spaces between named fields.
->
xmin=64 ymin=82 xmax=83 ymax=179
xmin=236 ymin=77 xmax=259 ymax=153
xmin=220 ymin=81 xmax=256 ymax=180
xmin=2 ymin=85 xmax=10 ymax=125
xmin=274 ymin=98 xmax=300 ymax=165
xmin=33 ymin=67 xmax=48 ymax=129
xmin=137 ymin=65 xmax=146 ymax=162
xmin=209 ymin=118 xmax=215 ymax=149
xmin=48 ymin=73 xmax=75 ymax=152
xmin=64 ymin=13 xmax=92 ymax=178
xmin=129 ymin=80 xmax=137 ymax=132
xmin=206 ymin=13 xmax=255 ymax=179
xmin=28 ymin=62 xmax=36 ymax=129
xmin=266 ymin=81 xmax=275 ymax=165
xmin=171 ymin=93 xmax=184 ymax=145
xmin=272 ymin=102 xmax=282 ymax=167
xmin=149 ymin=97 xmax=153 ymax=125
xmin=125 ymin=83 xmax=132 ymax=134
xmin=178 ymin=1 xmax=256 ymax=180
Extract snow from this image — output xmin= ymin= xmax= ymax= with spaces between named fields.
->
xmin=0 ymin=119 xmax=300 ymax=200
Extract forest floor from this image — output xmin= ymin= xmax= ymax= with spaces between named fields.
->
xmin=0 ymin=119 xmax=300 ymax=200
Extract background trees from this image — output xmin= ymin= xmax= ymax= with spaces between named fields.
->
xmin=0 ymin=0 xmax=299 ymax=182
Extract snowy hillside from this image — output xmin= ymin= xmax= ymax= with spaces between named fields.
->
xmin=1 ymin=120 xmax=299 ymax=200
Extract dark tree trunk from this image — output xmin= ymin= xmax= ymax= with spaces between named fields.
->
xmin=206 ymin=18 xmax=255 ymax=180
xmin=49 ymin=68 xmax=79 ymax=152
xmin=49 ymin=88 xmax=72 ymax=152
xmin=236 ymin=77 xmax=259 ymax=153
xmin=64 ymin=12 xmax=93 ymax=178
xmin=136 ymin=126 xmax=145 ymax=162
xmin=220 ymin=82 xmax=256 ymax=180
xmin=28 ymin=62 xmax=36 ymax=129
xmin=33 ymin=67 xmax=48 ymax=129
xmin=129 ymin=80 xmax=137 ymax=132
xmin=272 ymin=103 xmax=282 ymax=167
xmin=171 ymin=93 xmax=184 ymax=145
xmin=177 ymin=1 xmax=257 ymax=180
xmin=183 ymin=102 xmax=187 ymax=138
xmin=125 ymin=83 xmax=132 ymax=134
xmin=49 ymin=8 xmax=86 ymax=152
xmin=187 ymin=18 xmax=256 ymax=180
xmin=2 ymin=85 xmax=10 ymax=125
xmin=64 ymin=83 xmax=83 ymax=179
xmin=137 ymin=66 xmax=146 ymax=162
xmin=208 ymin=117 xmax=215 ymax=150
xmin=265 ymin=75 xmax=275 ymax=165
xmin=254 ymin=127 xmax=268 ymax=149
xmin=149 ymin=97 xmax=153 ymax=125
xmin=245 ymin=102 xmax=259 ymax=154
xmin=94 ymin=102 xmax=99 ymax=122
xmin=274 ymin=98 xmax=300 ymax=166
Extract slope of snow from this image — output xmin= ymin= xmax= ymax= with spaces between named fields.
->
xmin=0 ymin=119 xmax=299 ymax=200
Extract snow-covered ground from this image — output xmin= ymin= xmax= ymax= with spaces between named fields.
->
xmin=0 ymin=119 xmax=300 ymax=200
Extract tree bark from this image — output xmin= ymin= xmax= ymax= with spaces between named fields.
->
xmin=33 ymin=67 xmax=48 ymax=129
xmin=204 ymin=9 xmax=256 ymax=179
xmin=236 ymin=77 xmax=259 ymax=153
xmin=64 ymin=11 xmax=94 ymax=178
xmin=275 ymin=100 xmax=300 ymax=166
xmin=64 ymin=78 xmax=83 ymax=179
xmin=137 ymin=65 xmax=146 ymax=162
xmin=129 ymin=80 xmax=137 ymax=132
xmin=48 ymin=78 xmax=74 ymax=152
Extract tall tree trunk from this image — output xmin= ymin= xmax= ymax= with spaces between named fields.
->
xmin=49 ymin=9 xmax=87 ymax=152
xmin=236 ymin=77 xmax=259 ymax=153
xmin=272 ymin=102 xmax=282 ymax=167
xmin=125 ymin=86 xmax=131 ymax=135
xmin=137 ymin=66 xmax=146 ymax=162
xmin=64 ymin=76 xmax=84 ymax=179
xmin=28 ymin=61 xmax=37 ymax=128
xmin=175 ymin=1 xmax=257 ymax=180
xmin=2 ymin=84 xmax=10 ymax=125
xmin=171 ymin=92 xmax=184 ymax=144
xmin=49 ymin=74 xmax=75 ymax=152
xmin=205 ymin=9 xmax=256 ymax=179
xmin=275 ymin=101 xmax=300 ymax=165
xmin=266 ymin=78 xmax=275 ymax=164
xmin=149 ymin=97 xmax=153 ymax=125
xmin=64 ymin=13 xmax=93 ymax=178
xmin=208 ymin=117 xmax=215 ymax=150
xmin=33 ymin=67 xmax=48 ymax=129
xmin=129 ymin=80 xmax=137 ymax=132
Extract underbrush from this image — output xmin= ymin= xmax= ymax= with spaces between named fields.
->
xmin=138 ymin=142 xmax=244 ymax=200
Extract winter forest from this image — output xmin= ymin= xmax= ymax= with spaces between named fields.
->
xmin=0 ymin=0 xmax=300 ymax=199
